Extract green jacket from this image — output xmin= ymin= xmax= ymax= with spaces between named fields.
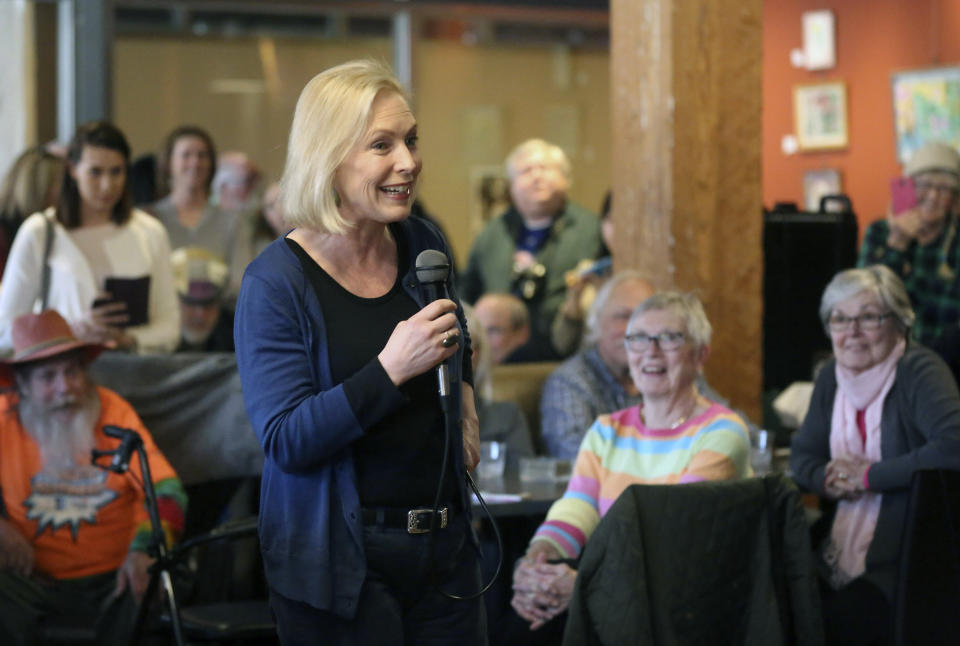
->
xmin=460 ymin=202 xmax=603 ymax=359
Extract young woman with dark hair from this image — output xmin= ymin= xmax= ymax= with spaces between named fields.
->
xmin=0 ymin=121 xmax=179 ymax=353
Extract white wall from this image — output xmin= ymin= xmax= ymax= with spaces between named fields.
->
xmin=0 ymin=0 xmax=36 ymax=178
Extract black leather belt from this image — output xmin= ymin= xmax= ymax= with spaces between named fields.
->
xmin=361 ymin=506 xmax=451 ymax=534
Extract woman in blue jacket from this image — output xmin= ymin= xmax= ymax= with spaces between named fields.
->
xmin=234 ymin=60 xmax=484 ymax=645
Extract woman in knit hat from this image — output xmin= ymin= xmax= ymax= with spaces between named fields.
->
xmin=858 ymin=140 xmax=960 ymax=345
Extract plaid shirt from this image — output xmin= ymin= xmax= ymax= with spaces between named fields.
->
xmin=540 ymin=347 xmax=641 ymax=460
xmin=858 ymin=218 xmax=960 ymax=345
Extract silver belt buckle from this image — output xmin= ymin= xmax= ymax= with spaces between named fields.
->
xmin=407 ymin=507 xmax=448 ymax=534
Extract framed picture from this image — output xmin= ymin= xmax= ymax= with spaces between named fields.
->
xmin=802 ymin=10 xmax=836 ymax=71
xmin=891 ymin=66 xmax=960 ymax=164
xmin=803 ymin=168 xmax=842 ymax=212
xmin=794 ymin=81 xmax=848 ymax=151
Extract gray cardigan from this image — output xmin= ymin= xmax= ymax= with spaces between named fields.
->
xmin=790 ymin=345 xmax=960 ymax=598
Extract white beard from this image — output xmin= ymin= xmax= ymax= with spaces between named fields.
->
xmin=20 ymin=388 xmax=101 ymax=477
xmin=181 ymin=323 xmax=215 ymax=346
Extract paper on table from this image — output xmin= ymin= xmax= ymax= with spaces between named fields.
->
xmin=472 ymin=492 xmax=529 ymax=505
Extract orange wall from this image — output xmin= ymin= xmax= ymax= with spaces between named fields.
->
xmin=763 ymin=0 xmax=960 ymax=235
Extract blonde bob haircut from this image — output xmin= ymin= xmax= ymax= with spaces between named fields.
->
xmin=281 ymin=59 xmax=408 ymax=234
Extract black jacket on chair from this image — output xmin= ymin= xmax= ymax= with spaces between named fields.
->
xmin=563 ymin=475 xmax=824 ymax=646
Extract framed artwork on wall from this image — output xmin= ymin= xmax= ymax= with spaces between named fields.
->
xmin=794 ymin=81 xmax=848 ymax=151
xmin=891 ymin=66 xmax=960 ymax=164
xmin=803 ymin=168 xmax=842 ymax=211
xmin=802 ymin=10 xmax=836 ymax=71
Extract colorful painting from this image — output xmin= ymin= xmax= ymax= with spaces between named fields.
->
xmin=891 ymin=66 xmax=960 ymax=163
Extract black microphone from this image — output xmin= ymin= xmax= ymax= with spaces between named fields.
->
xmin=100 ymin=425 xmax=142 ymax=473
xmin=415 ymin=249 xmax=453 ymax=399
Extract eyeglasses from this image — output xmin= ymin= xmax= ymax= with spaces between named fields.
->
xmin=915 ymin=181 xmax=959 ymax=195
xmin=624 ymin=331 xmax=686 ymax=352
xmin=827 ymin=312 xmax=892 ymax=332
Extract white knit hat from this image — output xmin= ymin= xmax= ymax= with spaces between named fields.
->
xmin=904 ymin=141 xmax=960 ymax=177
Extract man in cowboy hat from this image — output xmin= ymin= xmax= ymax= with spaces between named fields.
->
xmin=172 ymin=247 xmax=235 ymax=352
xmin=0 ymin=310 xmax=187 ymax=645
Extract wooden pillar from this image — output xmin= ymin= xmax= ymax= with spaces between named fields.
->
xmin=610 ymin=0 xmax=763 ymax=421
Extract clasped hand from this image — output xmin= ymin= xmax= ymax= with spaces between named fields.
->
xmin=824 ymin=457 xmax=872 ymax=500
xmin=511 ymin=549 xmax=576 ymax=630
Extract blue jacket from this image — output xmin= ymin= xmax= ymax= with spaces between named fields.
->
xmin=234 ymin=217 xmax=471 ymax=617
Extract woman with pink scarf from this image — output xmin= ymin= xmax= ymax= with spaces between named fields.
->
xmin=791 ymin=265 xmax=960 ymax=646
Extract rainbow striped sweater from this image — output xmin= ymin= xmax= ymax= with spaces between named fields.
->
xmin=531 ymin=402 xmax=750 ymax=559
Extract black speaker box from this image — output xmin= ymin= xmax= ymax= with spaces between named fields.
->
xmin=763 ymin=198 xmax=859 ymax=391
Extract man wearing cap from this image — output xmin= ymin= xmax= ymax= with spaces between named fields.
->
xmin=172 ymin=247 xmax=235 ymax=353
xmin=0 ymin=310 xmax=187 ymax=645
xmin=859 ymin=140 xmax=960 ymax=345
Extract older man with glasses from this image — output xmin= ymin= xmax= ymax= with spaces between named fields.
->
xmin=859 ymin=140 xmax=960 ymax=345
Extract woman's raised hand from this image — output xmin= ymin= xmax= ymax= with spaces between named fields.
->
xmin=886 ymin=203 xmax=928 ymax=250
xmin=378 ymin=299 xmax=460 ymax=386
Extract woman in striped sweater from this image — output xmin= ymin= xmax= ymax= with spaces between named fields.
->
xmin=510 ymin=291 xmax=750 ymax=632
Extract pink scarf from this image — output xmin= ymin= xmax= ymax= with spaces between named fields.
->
xmin=826 ymin=338 xmax=905 ymax=586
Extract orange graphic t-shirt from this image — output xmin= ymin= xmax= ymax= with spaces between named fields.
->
xmin=0 ymin=387 xmax=180 ymax=579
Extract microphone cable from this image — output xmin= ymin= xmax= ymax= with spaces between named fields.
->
xmin=422 ymin=368 xmax=504 ymax=602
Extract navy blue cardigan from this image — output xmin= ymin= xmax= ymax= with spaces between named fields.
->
xmin=234 ymin=217 xmax=471 ymax=617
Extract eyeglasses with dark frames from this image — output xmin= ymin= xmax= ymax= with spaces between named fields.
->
xmin=827 ymin=311 xmax=892 ymax=332
xmin=624 ymin=330 xmax=686 ymax=352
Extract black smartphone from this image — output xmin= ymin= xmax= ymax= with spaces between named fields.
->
xmin=92 ymin=276 xmax=151 ymax=327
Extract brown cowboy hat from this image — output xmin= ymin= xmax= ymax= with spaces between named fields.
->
xmin=0 ymin=310 xmax=103 ymax=382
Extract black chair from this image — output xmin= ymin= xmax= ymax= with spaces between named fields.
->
xmin=92 ymin=426 xmax=276 ymax=646
xmin=153 ymin=516 xmax=275 ymax=643
xmin=894 ymin=469 xmax=960 ymax=646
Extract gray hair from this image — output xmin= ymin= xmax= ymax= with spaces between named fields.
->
xmin=584 ymin=270 xmax=650 ymax=347
xmin=819 ymin=265 xmax=915 ymax=334
xmin=627 ymin=291 xmax=713 ymax=349
xmin=504 ymin=138 xmax=571 ymax=182
xmin=475 ymin=293 xmax=529 ymax=330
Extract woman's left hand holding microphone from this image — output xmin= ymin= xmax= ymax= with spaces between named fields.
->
xmin=378 ymin=299 xmax=460 ymax=387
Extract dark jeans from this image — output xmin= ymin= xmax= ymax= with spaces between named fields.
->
xmin=270 ymin=515 xmax=487 ymax=646
xmin=0 ymin=569 xmax=138 ymax=646
xmin=820 ymin=576 xmax=893 ymax=646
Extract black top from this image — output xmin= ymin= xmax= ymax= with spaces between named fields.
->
xmin=286 ymin=235 xmax=457 ymax=507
